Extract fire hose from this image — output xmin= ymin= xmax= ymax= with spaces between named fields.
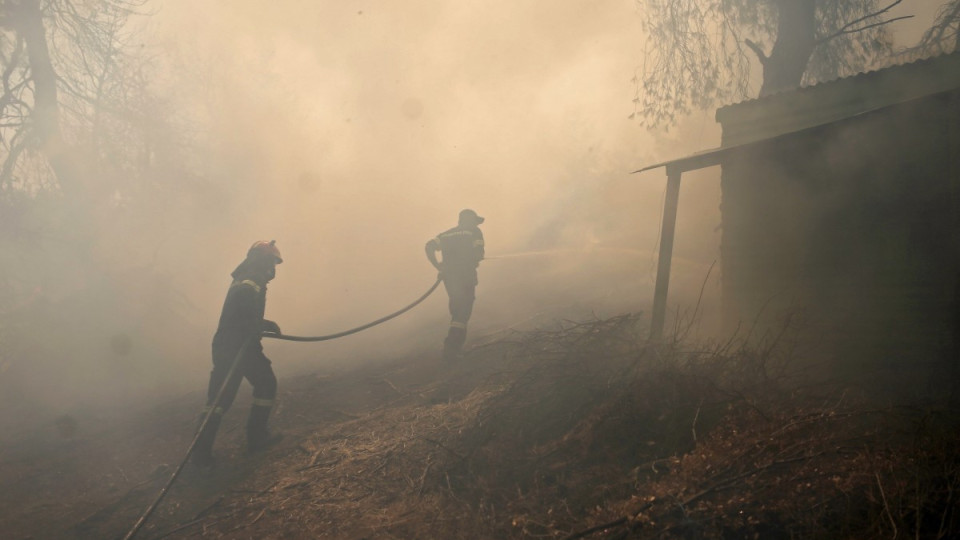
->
xmin=122 ymin=277 xmax=442 ymax=540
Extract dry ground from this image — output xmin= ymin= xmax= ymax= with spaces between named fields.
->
xmin=2 ymin=314 xmax=958 ymax=539
xmin=0 ymin=335 xmax=531 ymax=539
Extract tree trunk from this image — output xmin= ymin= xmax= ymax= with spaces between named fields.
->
xmin=11 ymin=0 xmax=79 ymax=195
xmin=760 ymin=0 xmax=817 ymax=96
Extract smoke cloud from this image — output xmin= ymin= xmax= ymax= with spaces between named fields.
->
xmin=2 ymin=0 xmax=736 ymax=438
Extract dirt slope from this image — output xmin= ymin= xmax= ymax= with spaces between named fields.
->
xmin=0 ymin=335 xmax=528 ymax=539
xmin=2 ymin=314 xmax=958 ymax=540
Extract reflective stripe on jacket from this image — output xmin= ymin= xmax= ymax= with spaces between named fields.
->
xmin=427 ymin=225 xmax=484 ymax=275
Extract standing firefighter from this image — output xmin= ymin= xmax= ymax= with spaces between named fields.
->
xmin=192 ymin=241 xmax=284 ymax=467
xmin=426 ymin=209 xmax=485 ymax=361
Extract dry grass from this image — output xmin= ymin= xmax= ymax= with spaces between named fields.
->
xmin=418 ymin=314 xmax=960 ymax=540
xmin=21 ymin=312 xmax=956 ymax=539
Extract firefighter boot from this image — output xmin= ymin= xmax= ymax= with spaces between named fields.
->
xmin=442 ymin=324 xmax=467 ymax=361
xmin=246 ymin=403 xmax=283 ymax=454
xmin=191 ymin=412 xmax=222 ymax=468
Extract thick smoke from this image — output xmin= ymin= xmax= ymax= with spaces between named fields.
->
xmin=0 ymin=0 xmax=737 ymax=439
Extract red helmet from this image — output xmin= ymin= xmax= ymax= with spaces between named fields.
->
xmin=247 ymin=240 xmax=283 ymax=264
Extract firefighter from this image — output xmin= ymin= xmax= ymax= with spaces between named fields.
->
xmin=192 ymin=240 xmax=284 ymax=467
xmin=426 ymin=209 xmax=485 ymax=361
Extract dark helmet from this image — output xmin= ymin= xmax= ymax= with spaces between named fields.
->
xmin=247 ymin=240 xmax=283 ymax=264
xmin=458 ymin=209 xmax=484 ymax=225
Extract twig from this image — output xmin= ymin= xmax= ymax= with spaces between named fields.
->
xmin=382 ymin=377 xmax=402 ymax=395
xmin=876 ymin=472 xmax=898 ymax=539
xmin=370 ymin=449 xmax=394 ymax=475
xmin=153 ymin=510 xmax=239 ymax=540
xmin=249 ymin=508 xmax=266 ymax=526
xmin=151 ymin=518 xmax=203 ymax=540
xmin=418 ymin=436 xmax=466 ymax=460
xmin=193 ymin=497 xmax=223 ymax=519
xmin=562 ymin=517 xmax=628 ymax=540
xmin=417 ymin=458 xmax=434 ymax=498
xmin=634 ymin=457 xmax=673 ymax=475
xmin=226 ymin=506 xmax=267 ymax=532
xmin=678 ymin=260 xmax=716 ymax=341
xmin=564 ymin=498 xmax=656 ymax=540
xmin=692 ymin=398 xmax=703 ymax=443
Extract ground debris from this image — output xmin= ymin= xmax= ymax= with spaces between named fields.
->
xmin=3 ymin=313 xmax=958 ymax=539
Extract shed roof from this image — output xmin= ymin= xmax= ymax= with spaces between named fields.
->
xmin=715 ymin=51 xmax=960 ymax=147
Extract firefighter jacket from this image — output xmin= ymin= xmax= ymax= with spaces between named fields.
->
xmin=212 ymin=278 xmax=267 ymax=359
xmin=427 ymin=225 xmax=485 ymax=282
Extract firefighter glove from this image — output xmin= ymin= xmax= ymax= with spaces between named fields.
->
xmin=262 ymin=320 xmax=281 ymax=335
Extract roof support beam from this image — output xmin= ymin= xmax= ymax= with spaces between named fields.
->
xmin=650 ymin=166 xmax=682 ymax=341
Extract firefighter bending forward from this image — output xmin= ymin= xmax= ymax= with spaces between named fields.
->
xmin=193 ymin=240 xmax=284 ymax=467
xmin=426 ymin=209 xmax=485 ymax=361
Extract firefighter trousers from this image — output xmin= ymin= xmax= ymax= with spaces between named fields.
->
xmin=442 ymin=274 xmax=476 ymax=359
xmin=195 ymin=343 xmax=278 ymax=459
xmin=206 ymin=344 xmax=278 ymax=412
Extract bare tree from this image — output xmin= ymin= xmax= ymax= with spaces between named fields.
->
xmin=633 ymin=0 xmax=912 ymax=127
xmin=0 ymin=1 xmax=203 ymax=410
xmin=0 ymin=0 xmax=150 ymax=200
xmin=914 ymin=0 xmax=960 ymax=56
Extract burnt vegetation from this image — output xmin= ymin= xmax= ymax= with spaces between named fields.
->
xmin=412 ymin=316 xmax=960 ymax=539
xmin=13 ymin=312 xmax=952 ymax=539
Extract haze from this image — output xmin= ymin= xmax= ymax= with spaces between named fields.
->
xmin=0 ymin=0 xmax=937 ymax=438
xmin=144 ymin=1 xmax=718 ymax=387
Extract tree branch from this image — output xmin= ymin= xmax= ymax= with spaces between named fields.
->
xmin=0 ymin=36 xmax=27 ymax=114
xmin=817 ymin=0 xmax=909 ymax=45
xmin=917 ymin=1 xmax=960 ymax=51
xmin=818 ymin=15 xmax=913 ymax=45
xmin=0 ymin=128 xmax=28 ymax=187
xmin=836 ymin=0 xmax=902 ymax=33
xmin=744 ymin=38 xmax=768 ymax=67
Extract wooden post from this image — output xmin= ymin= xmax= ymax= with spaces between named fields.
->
xmin=650 ymin=167 xmax=682 ymax=341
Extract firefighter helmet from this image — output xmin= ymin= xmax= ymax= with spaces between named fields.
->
xmin=459 ymin=209 xmax=484 ymax=225
xmin=248 ymin=240 xmax=283 ymax=264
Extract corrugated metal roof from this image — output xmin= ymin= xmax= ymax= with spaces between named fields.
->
xmin=633 ymin=51 xmax=960 ymax=176
xmin=635 ymin=86 xmax=958 ymax=176
xmin=722 ymin=50 xmax=960 ymax=109
xmin=716 ymin=51 xmax=960 ymax=146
